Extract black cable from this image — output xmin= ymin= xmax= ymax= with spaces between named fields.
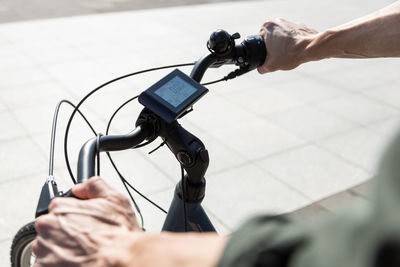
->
xmin=64 ymin=62 xmax=195 ymax=184
xmin=49 ymin=100 xmax=96 ymax=176
xmin=181 ymin=165 xmax=188 ymax=232
xmin=61 ymin=62 xmax=228 ymax=222
xmin=118 ymin=168 xmax=145 ymax=228
xmin=104 ymin=95 xmax=158 ymax=158
xmin=202 ymin=77 xmax=226 ymax=86
xmin=105 ymin=96 xmax=138 ymax=134
xmin=100 ymin=76 xmax=229 ymax=217
xmin=52 ymin=99 xmax=147 ymax=226
xmin=96 ymin=133 xmax=103 ymax=176
xmin=105 ymin=153 xmax=167 ymax=214
xmin=52 ymin=94 xmax=167 ymax=228
xmin=148 ymin=141 xmax=166 ymax=155
xmin=104 ymin=95 xmax=167 ymax=215
xmin=50 ymin=100 xmax=97 ymax=179
xmin=97 ymin=71 xmax=237 ymax=230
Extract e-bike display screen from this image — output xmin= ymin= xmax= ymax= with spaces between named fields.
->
xmin=155 ymin=76 xmax=197 ymax=108
xmin=139 ymin=69 xmax=208 ymax=123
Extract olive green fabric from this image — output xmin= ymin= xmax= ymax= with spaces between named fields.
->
xmin=218 ymin=131 xmax=400 ymax=267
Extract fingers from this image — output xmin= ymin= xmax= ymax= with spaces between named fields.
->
xmin=32 ymin=236 xmax=53 ymax=260
xmin=48 ymin=196 xmax=95 ymax=212
xmin=257 ymin=17 xmax=315 ymax=74
xmin=47 ymin=193 xmax=139 ymax=231
xmin=72 ymin=176 xmax=114 ymax=199
xmin=33 ymin=214 xmax=60 ymax=259
xmin=31 ymin=238 xmax=40 ymax=256
xmin=71 ymin=177 xmax=133 ymax=210
xmin=35 ymin=214 xmax=59 ymax=238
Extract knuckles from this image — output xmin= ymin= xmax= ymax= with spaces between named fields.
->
xmin=262 ymin=20 xmax=276 ymax=27
xmin=87 ymin=176 xmax=104 ymax=192
xmin=35 ymin=214 xmax=54 ymax=233
xmin=261 ymin=20 xmax=278 ymax=31
xmin=114 ymin=193 xmax=131 ymax=207
xmin=48 ymin=197 xmax=63 ymax=211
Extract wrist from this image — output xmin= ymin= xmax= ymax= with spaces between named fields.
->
xmin=118 ymin=232 xmax=228 ymax=267
xmin=303 ymin=29 xmax=341 ymax=62
xmin=295 ymin=35 xmax=317 ymax=66
xmin=98 ymin=231 xmax=140 ymax=267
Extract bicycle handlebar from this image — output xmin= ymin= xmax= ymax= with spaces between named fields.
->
xmin=75 ymin=53 xmax=217 ymax=182
xmin=77 ymin=124 xmax=151 ymax=182
xmin=76 ymin=30 xmax=267 ymax=183
xmin=191 ymin=30 xmax=266 ymax=82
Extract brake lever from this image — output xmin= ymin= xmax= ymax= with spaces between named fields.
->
xmin=35 ymin=177 xmax=78 ymax=218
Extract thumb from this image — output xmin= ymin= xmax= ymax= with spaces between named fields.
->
xmin=72 ymin=176 xmax=111 ymax=199
xmin=257 ymin=65 xmax=271 ymax=74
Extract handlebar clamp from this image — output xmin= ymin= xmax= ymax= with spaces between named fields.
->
xmin=136 ymin=108 xmax=161 ymax=143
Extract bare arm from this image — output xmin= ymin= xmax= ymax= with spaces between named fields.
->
xmin=110 ymin=232 xmax=228 ymax=267
xmin=258 ymin=1 xmax=400 ymax=73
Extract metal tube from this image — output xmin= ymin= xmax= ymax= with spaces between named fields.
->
xmin=76 ymin=124 xmax=150 ymax=183
xmin=48 ymin=101 xmax=63 ymax=176
xmin=189 ymin=53 xmax=219 ymax=82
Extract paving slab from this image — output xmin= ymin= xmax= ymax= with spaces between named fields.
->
xmin=203 ymin=163 xmax=311 ymax=230
xmin=290 ymin=179 xmax=372 ymax=222
xmin=269 ymin=105 xmax=359 ymax=142
xmin=316 ymin=128 xmax=389 ymax=173
xmin=315 ymin=93 xmax=400 ymax=126
xmin=0 ymin=0 xmax=263 ymax=23
xmin=0 ymin=238 xmax=12 ymax=267
xmin=256 ymin=145 xmax=370 ymax=201
xmin=0 ymin=2 xmax=399 ymax=263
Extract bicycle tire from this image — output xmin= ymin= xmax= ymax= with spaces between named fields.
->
xmin=10 ymin=221 xmax=37 ymax=267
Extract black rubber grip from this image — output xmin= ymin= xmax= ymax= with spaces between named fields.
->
xmin=61 ymin=189 xmax=78 ymax=198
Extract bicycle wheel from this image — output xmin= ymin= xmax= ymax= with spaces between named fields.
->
xmin=10 ymin=221 xmax=37 ymax=267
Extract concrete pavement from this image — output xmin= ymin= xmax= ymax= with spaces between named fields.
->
xmin=0 ymin=0 xmax=399 ymax=264
xmin=0 ymin=0 xmax=252 ymax=23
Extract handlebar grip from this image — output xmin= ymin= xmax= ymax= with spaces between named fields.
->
xmin=61 ymin=189 xmax=78 ymax=198
xmin=240 ymin=35 xmax=267 ymax=70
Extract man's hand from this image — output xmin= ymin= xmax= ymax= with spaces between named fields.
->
xmin=32 ymin=177 xmax=141 ymax=266
xmin=31 ymin=177 xmax=227 ymax=267
xmin=258 ymin=1 xmax=400 ymax=74
xmin=257 ymin=18 xmax=318 ymax=74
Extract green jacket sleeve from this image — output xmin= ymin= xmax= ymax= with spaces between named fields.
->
xmin=218 ymin=215 xmax=309 ymax=267
xmin=218 ymin=131 xmax=400 ymax=267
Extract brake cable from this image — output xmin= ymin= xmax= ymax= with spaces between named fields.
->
xmin=104 ymin=95 xmax=168 ymax=215
xmin=48 ymin=99 xmax=149 ymax=227
xmin=48 ymin=100 xmax=95 ymax=176
xmin=180 ymin=165 xmax=188 ymax=232
xmin=60 ymin=62 xmax=237 ymax=228
xmin=64 ymin=62 xmax=235 ymax=183
xmin=64 ymin=62 xmax=196 ymax=184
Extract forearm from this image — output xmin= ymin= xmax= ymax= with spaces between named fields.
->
xmin=305 ymin=1 xmax=400 ymax=61
xmin=109 ymin=232 xmax=228 ymax=267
